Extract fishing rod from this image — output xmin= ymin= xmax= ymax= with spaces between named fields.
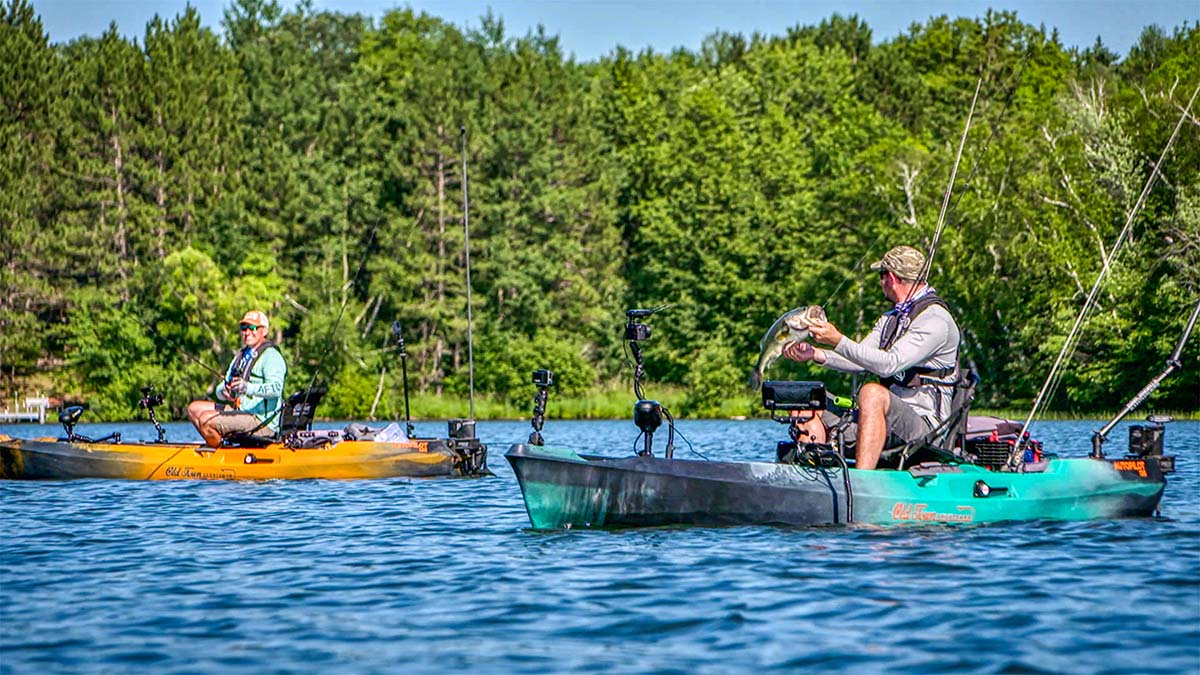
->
xmin=915 ymin=47 xmax=1033 ymax=290
xmin=915 ymin=74 xmax=982 ymax=291
xmin=1090 ymin=298 xmax=1200 ymax=458
xmin=817 ymin=45 xmax=1031 ymax=319
xmin=461 ymin=126 xmax=477 ymax=420
xmin=303 ymin=215 xmax=385 ymax=401
xmin=1013 ymin=82 xmax=1200 ymax=463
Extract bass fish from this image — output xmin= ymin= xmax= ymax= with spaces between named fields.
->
xmin=749 ymin=305 xmax=827 ymax=391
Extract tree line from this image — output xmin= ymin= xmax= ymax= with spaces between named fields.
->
xmin=2 ymin=0 xmax=1198 ymax=421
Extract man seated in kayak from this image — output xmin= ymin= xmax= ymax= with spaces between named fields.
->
xmin=186 ymin=310 xmax=288 ymax=447
xmin=782 ymin=245 xmax=960 ymax=469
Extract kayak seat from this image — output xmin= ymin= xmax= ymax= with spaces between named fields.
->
xmin=879 ymin=369 xmax=979 ymax=470
xmin=279 ymin=388 xmax=326 ymax=436
xmin=221 ymin=388 xmax=327 ymax=448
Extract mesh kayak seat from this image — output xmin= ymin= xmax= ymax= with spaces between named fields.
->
xmin=878 ymin=369 xmax=979 ymax=470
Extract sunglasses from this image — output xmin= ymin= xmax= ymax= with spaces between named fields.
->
xmin=239 ymin=324 xmax=261 ymax=332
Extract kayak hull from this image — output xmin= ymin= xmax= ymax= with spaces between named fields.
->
xmin=505 ymin=444 xmax=1167 ymax=529
xmin=0 ymin=435 xmax=489 ymax=480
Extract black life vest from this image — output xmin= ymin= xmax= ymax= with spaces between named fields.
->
xmin=878 ymin=292 xmax=957 ymax=389
xmin=228 ymin=341 xmax=278 ymax=384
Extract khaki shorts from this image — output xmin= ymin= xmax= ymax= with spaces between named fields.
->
xmin=210 ymin=410 xmax=271 ymax=437
xmin=820 ymin=389 xmax=933 ymax=450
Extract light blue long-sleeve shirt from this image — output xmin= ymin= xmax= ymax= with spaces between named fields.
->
xmin=216 ymin=346 xmax=288 ymax=432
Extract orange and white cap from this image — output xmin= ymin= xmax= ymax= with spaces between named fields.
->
xmin=239 ymin=310 xmax=270 ymax=329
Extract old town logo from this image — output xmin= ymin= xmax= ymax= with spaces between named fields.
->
xmin=163 ymin=466 xmax=236 ymax=480
xmin=891 ymin=502 xmax=976 ymax=523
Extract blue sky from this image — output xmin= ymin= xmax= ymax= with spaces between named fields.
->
xmin=33 ymin=0 xmax=1199 ymax=61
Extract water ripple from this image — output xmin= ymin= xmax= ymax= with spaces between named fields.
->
xmin=1 ymin=419 xmax=1198 ymax=673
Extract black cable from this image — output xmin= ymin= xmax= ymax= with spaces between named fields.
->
xmin=672 ymin=427 xmax=709 ymax=461
xmin=829 ymin=451 xmax=854 ymax=524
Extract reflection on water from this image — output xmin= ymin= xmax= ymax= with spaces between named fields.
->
xmin=2 ymin=419 xmax=1198 ymax=673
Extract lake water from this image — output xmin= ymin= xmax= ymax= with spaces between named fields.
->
xmin=2 ymin=418 xmax=1198 ymax=673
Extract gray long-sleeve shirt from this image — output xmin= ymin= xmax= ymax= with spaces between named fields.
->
xmin=818 ymin=304 xmax=960 ymax=426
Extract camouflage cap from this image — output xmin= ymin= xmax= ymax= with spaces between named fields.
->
xmin=869 ymin=245 xmax=926 ymax=280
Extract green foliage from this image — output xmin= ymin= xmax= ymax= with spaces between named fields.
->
xmin=682 ymin=335 xmax=753 ymax=418
xmin=324 ymin=363 xmax=383 ymax=419
xmin=462 ymin=329 xmax=598 ymax=402
xmin=2 ymin=4 xmax=1197 ymax=420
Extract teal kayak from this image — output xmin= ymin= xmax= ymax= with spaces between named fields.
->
xmin=505 ymin=444 xmax=1169 ymax=529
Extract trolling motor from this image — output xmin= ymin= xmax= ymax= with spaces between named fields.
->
xmin=626 ymin=307 xmax=675 ymax=458
xmin=1089 ymin=299 xmax=1197 ymax=472
xmin=138 ymin=385 xmax=168 ymax=443
xmin=528 ymin=369 xmax=554 ymax=446
xmin=392 ymin=320 xmax=416 ymax=439
xmin=57 ymin=405 xmax=121 ymax=444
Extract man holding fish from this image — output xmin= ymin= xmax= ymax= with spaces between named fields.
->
xmin=774 ymin=245 xmax=960 ymax=470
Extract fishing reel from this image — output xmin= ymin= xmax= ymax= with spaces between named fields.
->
xmin=623 ymin=306 xmax=675 ymax=458
xmin=528 ymin=369 xmax=554 ymax=446
xmin=138 ymin=385 xmax=168 ymax=443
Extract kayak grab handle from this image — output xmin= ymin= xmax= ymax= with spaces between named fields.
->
xmin=973 ymin=480 xmax=1009 ymax=498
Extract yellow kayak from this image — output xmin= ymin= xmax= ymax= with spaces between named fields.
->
xmin=0 ymin=434 xmax=489 ymax=480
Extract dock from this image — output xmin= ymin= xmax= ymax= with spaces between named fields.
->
xmin=0 ymin=396 xmax=51 ymax=424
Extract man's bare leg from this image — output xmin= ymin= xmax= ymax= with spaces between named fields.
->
xmin=855 ymin=383 xmax=890 ymax=470
xmin=186 ymin=400 xmax=224 ymax=447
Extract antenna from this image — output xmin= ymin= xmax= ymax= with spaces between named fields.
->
xmin=460 ymin=126 xmax=476 ymax=419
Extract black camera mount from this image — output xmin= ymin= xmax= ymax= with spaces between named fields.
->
xmin=624 ymin=306 xmax=675 ymax=458
xmin=528 ymin=369 xmax=554 ymax=446
xmin=139 ymin=385 xmax=168 ymax=443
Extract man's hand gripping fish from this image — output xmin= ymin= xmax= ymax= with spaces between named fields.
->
xmin=749 ymin=305 xmax=827 ymax=391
